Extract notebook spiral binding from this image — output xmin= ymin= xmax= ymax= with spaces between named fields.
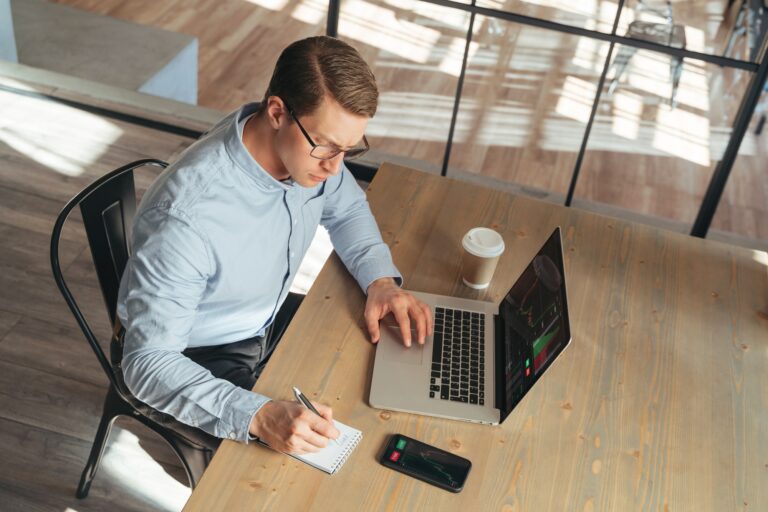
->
xmin=332 ymin=432 xmax=362 ymax=472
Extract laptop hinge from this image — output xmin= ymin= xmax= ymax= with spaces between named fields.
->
xmin=494 ymin=313 xmax=507 ymax=417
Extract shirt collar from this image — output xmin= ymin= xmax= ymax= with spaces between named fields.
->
xmin=224 ymin=102 xmax=294 ymax=191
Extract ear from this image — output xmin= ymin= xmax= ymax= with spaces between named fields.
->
xmin=264 ymin=96 xmax=288 ymax=130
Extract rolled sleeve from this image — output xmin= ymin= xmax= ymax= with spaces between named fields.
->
xmin=321 ymin=166 xmax=402 ymax=292
xmin=218 ymin=389 xmax=271 ymax=442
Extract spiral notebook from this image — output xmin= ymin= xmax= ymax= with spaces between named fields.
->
xmin=291 ymin=420 xmax=362 ymax=474
xmin=259 ymin=420 xmax=362 ymax=474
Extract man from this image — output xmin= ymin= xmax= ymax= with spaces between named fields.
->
xmin=117 ymin=36 xmax=431 ymax=455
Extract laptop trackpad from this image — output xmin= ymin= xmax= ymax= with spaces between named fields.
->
xmin=381 ymin=322 xmax=424 ymax=365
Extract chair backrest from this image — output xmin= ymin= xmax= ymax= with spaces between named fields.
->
xmin=80 ymin=169 xmax=136 ymax=326
xmin=51 ymin=159 xmax=168 ymax=389
xmin=636 ymin=0 xmax=674 ymax=24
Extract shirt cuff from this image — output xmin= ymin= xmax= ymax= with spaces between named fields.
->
xmin=217 ymin=388 xmax=272 ymax=443
xmin=245 ymin=399 xmax=272 ymax=444
xmin=356 ymin=259 xmax=403 ymax=293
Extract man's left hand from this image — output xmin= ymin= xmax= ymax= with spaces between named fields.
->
xmin=365 ymin=278 xmax=432 ymax=347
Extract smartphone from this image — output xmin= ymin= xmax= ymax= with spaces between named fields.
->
xmin=379 ymin=434 xmax=471 ymax=493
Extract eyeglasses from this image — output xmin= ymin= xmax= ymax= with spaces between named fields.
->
xmin=284 ymin=101 xmax=369 ymax=161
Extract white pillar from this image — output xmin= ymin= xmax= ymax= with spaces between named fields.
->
xmin=0 ymin=0 xmax=18 ymax=62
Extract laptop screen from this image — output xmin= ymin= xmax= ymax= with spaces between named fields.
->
xmin=495 ymin=227 xmax=571 ymax=422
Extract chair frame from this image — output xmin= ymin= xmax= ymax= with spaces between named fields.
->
xmin=608 ymin=0 xmax=686 ymax=108
xmin=50 ymin=159 xmax=213 ymax=499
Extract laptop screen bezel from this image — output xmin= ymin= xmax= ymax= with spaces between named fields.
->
xmin=494 ymin=227 xmax=572 ymax=423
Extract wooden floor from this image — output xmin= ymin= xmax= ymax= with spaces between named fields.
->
xmin=50 ymin=0 xmax=768 ymax=245
xmin=1 ymin=2 xmax=766 ymax=511
xmin=0 ymin=88 xmax=197 ymax=511
xmin=0 ymin=82 xmax=337 ymax=511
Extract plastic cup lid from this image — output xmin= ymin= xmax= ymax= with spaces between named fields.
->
xmin=462 ymin=227 xmax=505 ymax=258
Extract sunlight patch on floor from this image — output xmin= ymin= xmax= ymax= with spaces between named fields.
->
xmin=291 ymin=0 xmax=325 ymax=24
xmin=369 ymin=91 xmax=456 ymax=141
xmin=339 ymin=0 xmax=441 ymax=63
xmin=245 ymin=0 xmax=289 ymax=11
xmin=653 ymin=106 xmax=710 ymax=166
xmin=438 ymin=38 xmax=479 ymax=77
xmin=0 ymin=83 xmax=122 ymax=177
xmin=384 ymin=0 xmax=469 ymax=32
xmin=100 ymin=427 xmax=191 ymax=512
xmin=556 ymin=75 xmax=597 ymax=124
xmin=611 ymin=90 xmax=642 ymax=140
xmin=752 ymin=249 xmax=768 ymax=267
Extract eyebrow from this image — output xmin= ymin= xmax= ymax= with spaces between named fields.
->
xmin=314 ymin=132 xmax=359 ymax=150
xmin=316 ymin=134 xmax=344 ymax=148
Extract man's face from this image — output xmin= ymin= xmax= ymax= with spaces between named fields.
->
xmin=274 ymin=95 xmax=369 ymax=188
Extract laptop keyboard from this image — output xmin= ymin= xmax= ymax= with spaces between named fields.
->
xmin=429 ymin=307 xmax=485 ymax=405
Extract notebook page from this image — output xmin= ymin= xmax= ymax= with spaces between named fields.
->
xmin=292 ymin=420 xmax=362 ymax=473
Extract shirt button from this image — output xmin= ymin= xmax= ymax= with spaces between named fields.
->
xmin=293 ymin=220 xmax=297 ymax=225
xmin=229 ymin=432 xmax=236 ymax=440
xmin=290 ymin=252 xmax=295 ymax=258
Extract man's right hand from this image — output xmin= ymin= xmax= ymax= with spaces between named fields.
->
xmin=249 ymin=400 xmax=340 ymax=454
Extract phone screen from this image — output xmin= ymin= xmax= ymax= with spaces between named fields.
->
xmin=381 ymin=435 xmax=471 ymax=491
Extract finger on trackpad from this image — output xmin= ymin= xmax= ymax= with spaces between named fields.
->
xmin=380 ymin=317 xmax=424 ymax=365
xmin=381 ymin=335 xmax=424 ymax=365
xmin=382 ymin=314 xmax=417 ymax=335
xmin=383 ymin=322 xmax=417 ymax=337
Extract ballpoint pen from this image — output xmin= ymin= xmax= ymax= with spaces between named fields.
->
xmin=293 ymin=386 xmax=339 ymax=445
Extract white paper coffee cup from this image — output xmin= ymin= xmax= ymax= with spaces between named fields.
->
xmin=461 ymin=227 xmax=505 ymax=289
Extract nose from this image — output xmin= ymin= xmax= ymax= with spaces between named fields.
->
xmin=320 ymin=153 xmax=344 ymax=175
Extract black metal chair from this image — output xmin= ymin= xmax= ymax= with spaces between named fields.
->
xmin=50 ymin=159 xmax=216 ymax=499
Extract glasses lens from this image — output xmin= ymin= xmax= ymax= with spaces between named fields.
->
xmin=310 ymin=145 xmax=341 ymax=160
xmin=343 ymin=147 xmax=368 ymax=160
xmin=309 ymin=141 xmax=369 ymax=160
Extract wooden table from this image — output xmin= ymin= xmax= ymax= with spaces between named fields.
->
xmin=184 ymin=163 xmax=768 ymax=511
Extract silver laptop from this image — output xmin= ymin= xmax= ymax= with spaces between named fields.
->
xmin=369 ymin=227 xmax=571 ymax=425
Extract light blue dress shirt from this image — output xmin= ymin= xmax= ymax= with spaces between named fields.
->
xmin=116 ymin=103 xmax=401 ymax=442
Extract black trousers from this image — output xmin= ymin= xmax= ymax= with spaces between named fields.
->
xmin=182 ymin=292 xmax=305 ymax=391
xmin=113 ymin=292 xmax=305 ymax=451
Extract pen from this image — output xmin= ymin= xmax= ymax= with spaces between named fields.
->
xmin=292 ymin=386 xmax=339 ymax=445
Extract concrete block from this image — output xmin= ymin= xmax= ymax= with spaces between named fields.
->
xmin=0 ymin=0 xmax=18 ymax=62
xmin=11 ymin=0 xmax=197 ymax=104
